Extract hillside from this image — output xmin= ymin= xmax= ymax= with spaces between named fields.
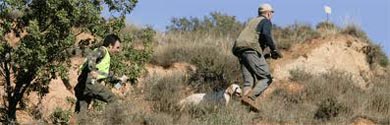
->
xmin=1 ymin=18 xmax=389 ymax=124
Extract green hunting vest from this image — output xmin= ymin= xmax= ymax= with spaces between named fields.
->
xmin=233 ymin=16 xmax=265 ymax=56
xmin=79 ymin=47 xmax=111 ymax=80
xmin=95 ymin=47 xmax=110 ymax=80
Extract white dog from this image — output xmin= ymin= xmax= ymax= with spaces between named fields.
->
xmin=179 ymin=84 xmax=242 ymax=109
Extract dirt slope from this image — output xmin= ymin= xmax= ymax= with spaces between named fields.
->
xmin=271 ymin=35 xmax=372 ymax=89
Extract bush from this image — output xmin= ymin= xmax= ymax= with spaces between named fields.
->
xmin=150 ymin=45 xmax=195 ymax=68
xmin=151 ymin=41 xmax=241 ymax=93
xmin=316 ymin=22 xmax=340 ymax=36
xmin=140 ymin=70 xmax=255 ymax=125
xmin=258 ymin=70 xmax=367 ymax=123
xmin=338 ymin=24 xmax=389 ymax=68
xmin=314 ymin=98 xmax=350 ymax=121
xmin=188 ymin=47 xmax=240 ymax=92
xmin=341 ymin=24 xmax=370 ymax=42
xmin=365 ymin=71 xmax=390 ymax=123
xmin=167 ymin=12 xmax=244 ymax=38
xmin=145 ymin=74 xmax=185 ymax=113
xmin=50 ymin=108 xmax=71 ymax=125
xmin=111 ymin=27 xmax=155 ymax=83
xmin=361 ymin=44 xmax=389 ymax=68
xmin=273 ymin=23 xmax=320 ymax=50
xmin=316 ymin=22 xmax=339 ymax=31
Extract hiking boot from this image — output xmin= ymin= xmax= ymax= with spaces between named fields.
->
xmin=241 ymin=96 xmax=260 ymax=112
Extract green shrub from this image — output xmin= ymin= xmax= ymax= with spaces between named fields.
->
xmin=188 ymin=47 xmax=240 ymax=92
xmin=91 ymin=100 xmax=106 ymax=112
xmin=167 ymin=12 xmax=244 ymax=38
xmin=111 ymin=27 xmax=155 ymax=83
xmin=151 ymin=43 xmax=241 ymax=93
xmin=50 ymin=108 xmax=71 ymax=125
xmin=273 ymin=23 xmax=320 ymax=50
xmin=314 ymin=98 xmax=350 ymax=121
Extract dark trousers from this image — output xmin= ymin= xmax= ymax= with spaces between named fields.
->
xmin=74 ymin=79 xmax=118 ymax=114
xmin=239 ymin=51 xmax=272 ymax=99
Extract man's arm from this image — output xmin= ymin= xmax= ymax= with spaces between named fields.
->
xmin=258 ymin=19 xmax=282 ymax=59
xmin=258 ymin=19 xmax=277 ymax=51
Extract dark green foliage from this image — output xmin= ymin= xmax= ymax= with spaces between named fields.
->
xmin=111 ymin=27 xmax=155 ymax=83
xmin=167 ymin=12 xmax=244 ymax=38
xmin=0 ymin=0 xmax=138 ymax=122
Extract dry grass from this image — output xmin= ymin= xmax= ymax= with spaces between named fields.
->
xmin=273 ymin=23 xmax=320 ymax=50
xmin=10 ymin=13 xmax=390 ymax=124
xmin=80 ymin=73 xmax=257 ymax=125
xmin=254 ymin=69 xmax=390 ymax=124
xmin=316 ymin=21 xmax=340 ymax=37
xmin=144 ymin=19 xmax=389 ymax=124
xmin=152 ymin=32 xmax=241 ymax=92
xmin=144 ymin=73 xmax=184 ymax=114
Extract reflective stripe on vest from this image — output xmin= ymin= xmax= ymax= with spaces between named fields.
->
xmin=95 ymin=47 xmax=110 ymax=80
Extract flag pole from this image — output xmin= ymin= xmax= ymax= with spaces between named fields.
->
xmin=327 ymin=13 xmax=329 ymax=22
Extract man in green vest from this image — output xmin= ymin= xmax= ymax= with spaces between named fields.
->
xmin=74 ymin=34 xmax=126 ymax=114
xmin=232 ymin=3 xmax=282 ymax=112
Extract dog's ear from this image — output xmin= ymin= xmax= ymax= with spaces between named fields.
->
xmin=226 ymin=85 xmax=234 ymax=95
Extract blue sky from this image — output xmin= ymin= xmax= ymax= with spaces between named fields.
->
xmin=114 ymin=0 xmax=390 ymax=56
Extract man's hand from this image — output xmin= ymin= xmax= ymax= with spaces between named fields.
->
xmin=271 ymin=50 xmax=283 ymax=59
xmin=119 ymin=75 xmax=129 ymax=83
xmin=90 ymin=71 xmax=99 ymax=79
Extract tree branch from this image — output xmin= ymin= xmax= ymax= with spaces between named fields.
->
xmin=0 ymin=63 xmax=5 ymax=77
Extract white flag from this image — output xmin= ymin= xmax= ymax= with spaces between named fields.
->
xmin=324 ymin=5 xmax=332 ymax=14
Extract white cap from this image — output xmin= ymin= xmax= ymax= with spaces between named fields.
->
xmin=259 ymin=3 xmax=274 ymax=13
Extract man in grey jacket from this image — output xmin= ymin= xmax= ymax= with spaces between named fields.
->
xmin=232 ymin=3 xmax=282 ymax=112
